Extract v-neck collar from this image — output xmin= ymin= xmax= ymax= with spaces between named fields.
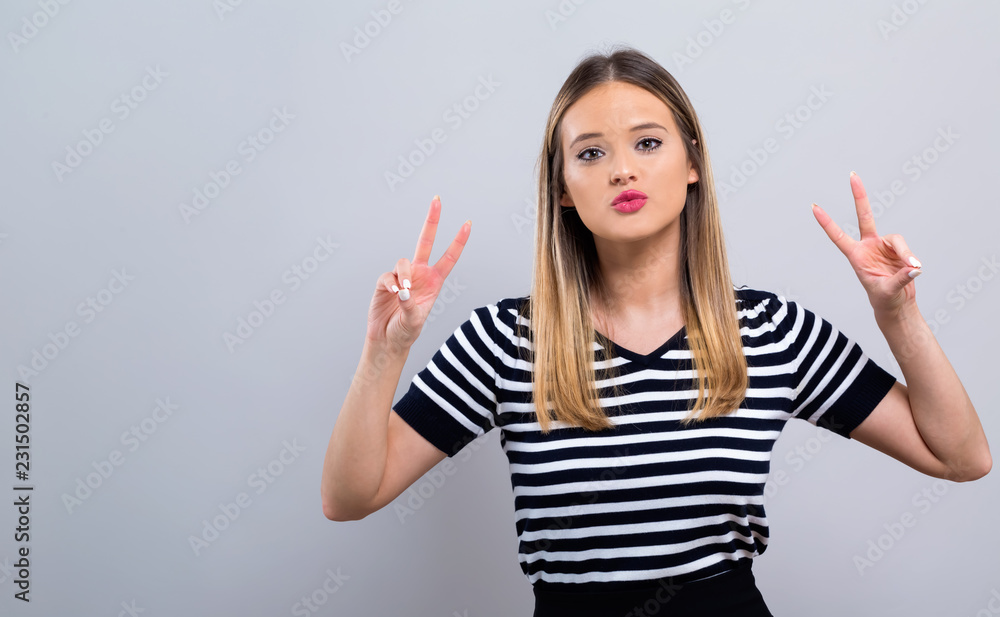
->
xmin=596 ymin=325 xmax=687 ymax=366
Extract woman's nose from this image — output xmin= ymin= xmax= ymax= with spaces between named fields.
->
xmin=611 ymin=155 xmax=637 ymax=184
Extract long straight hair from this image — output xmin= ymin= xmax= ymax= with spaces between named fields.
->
xmin=523 ymin=45 xmax=748 ymax=433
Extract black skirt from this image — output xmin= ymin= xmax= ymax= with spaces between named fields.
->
xmin=532 ymin=560 xmax=773 ymax=617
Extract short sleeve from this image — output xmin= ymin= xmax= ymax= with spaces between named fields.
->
xmin=391 ymin=304 xmax=500 ymax=457
xmin=777 ymin=295 xmax=897 ymax=439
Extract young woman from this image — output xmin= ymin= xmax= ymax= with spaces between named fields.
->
xmin=321 ymin=46 xmax=991 ymax=616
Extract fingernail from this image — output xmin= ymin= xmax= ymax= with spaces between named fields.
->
xmin=391 ymin=284 xmax=399 ymax=293
xmin=398 ymin=288 xmax=411 ymax=301
xmin=908 ymin=256 xmax=922 ymax=268
xmin=434 ymin=194 xmax=440 ymax=203
xmin=909 ymin=269 xmax=922 ymax=279
xmin=402 ymin=278 xmax=411 ymax=289
xmin=850 ymin=170 xmax=857 ymax=177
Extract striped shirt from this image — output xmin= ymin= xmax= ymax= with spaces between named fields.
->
xmin=391 ymin=285 xmax=897 ymax=592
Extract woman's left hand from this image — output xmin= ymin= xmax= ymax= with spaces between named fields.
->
xmin=810 ymin=171 xmax=923 ymax=318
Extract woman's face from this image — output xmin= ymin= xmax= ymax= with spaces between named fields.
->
xmin=558 ymin=81 xmax=698 ymax=247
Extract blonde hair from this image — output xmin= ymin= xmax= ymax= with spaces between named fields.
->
xmin=523 ymin=44 xmax=747 ymax=433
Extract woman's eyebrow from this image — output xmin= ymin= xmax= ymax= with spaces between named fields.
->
xmin=568 ymin=122 xmax=668 ymax=148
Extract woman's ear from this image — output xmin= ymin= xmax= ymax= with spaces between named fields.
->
xmin=689 ymin=139 xmax=699 ymax=182
xmin=560 ymin=191 xmax=574 ymax=209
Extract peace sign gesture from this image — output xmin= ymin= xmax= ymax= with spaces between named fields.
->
xmin=810 ymin=171 xmax=923 ymax=318
xmin=367 ymin=196 xmax=472 ymax=349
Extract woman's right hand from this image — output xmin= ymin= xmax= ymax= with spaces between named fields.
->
xmin=367 ymin=195 xmax=472 ymax=350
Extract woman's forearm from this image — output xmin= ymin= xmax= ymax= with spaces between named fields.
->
xmin=874 ymin=302 xmax=991 ymax=480
xmin=321 ymin=338 xmax=411 ymax=520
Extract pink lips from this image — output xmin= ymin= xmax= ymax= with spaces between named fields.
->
xmin=612 ymin=189 xmax=647 ymax=213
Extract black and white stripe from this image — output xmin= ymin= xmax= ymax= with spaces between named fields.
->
xmin=392 ymin=285 xmax=897 ymax=591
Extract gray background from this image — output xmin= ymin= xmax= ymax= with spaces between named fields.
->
xmin=1 ymin=0 xmax=998 ymax=615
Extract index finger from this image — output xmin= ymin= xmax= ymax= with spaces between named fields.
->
xmin=850 ymin=171 xmax=878 ymax=240
xmin=412 ymin=195 xmax=441 ymax=265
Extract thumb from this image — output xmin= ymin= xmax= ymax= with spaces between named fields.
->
xmin=391 ymin=279 xmax=412 ymax=303
xmin=378 ymin=271 xmax=414 ymax=314
xmin=889 ymin=264 xmax=922 ymax=292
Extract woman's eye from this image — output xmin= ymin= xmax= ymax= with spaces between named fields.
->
xmin=638 ymin=138 xmax=662 ymax=151
xmin=576 ymin=138 xmax=662 ymax=163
